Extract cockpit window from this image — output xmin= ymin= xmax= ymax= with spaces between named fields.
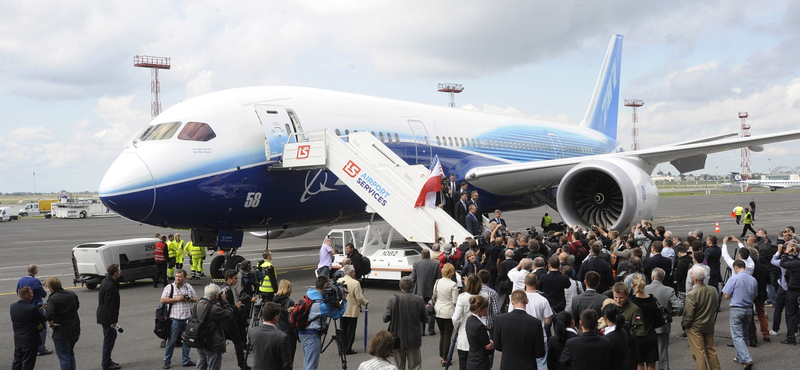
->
xmin=178 ymin=122 xmax=217 ymax=142
xmin=138 ymin=122 xmax=181 ymax=141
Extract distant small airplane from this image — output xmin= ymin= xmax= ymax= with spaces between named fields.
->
xmin=732 ymin=172 xmax=800 ymax=191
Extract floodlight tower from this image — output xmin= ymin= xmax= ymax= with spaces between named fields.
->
xmin=438 ymin=83 xmax=463 ymax=107
xmin=624 ymin=99 xmax=644 ymax=151
xmin=134 ymin=55 xmax=171 ymax=118
xmin=740 ymin=111 xmax=751 ymax=176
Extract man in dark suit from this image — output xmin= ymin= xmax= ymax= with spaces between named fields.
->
xmin=643 ymin=241 xmax=673 ymax=286
xmin=537 ymin=257 xmax=572 ymax=313
xmin=493 ymin=290 xmax=545 ymax=370
xmin=466 ymin=205 xmax=482 ymax=236
xmin=468 ymin=190 xmax=482 ymax=218
xmin=571 ymin=271 xmax=608 ymax=319
xmin=248 ymin=302 xmax=290 ymax=370
xmin=455 ymin=192 xmax=470 ymax=227
xmin=491 ymin=209 xmax=507 ymax=228
xmin=446 ymin=174 xmax=459 ymax=217
xmin=11 ymin=286 xmax=46 ymax=370
xmin=384 ymin=277 xmax=428 ymax=370
xmin=704 ymin=236 xmax=723 ymax=290
xmin=560 ymin=309 xmax=612 ymax=370
xmin=409 ymin=249 xmax=441 ymax=335
xmin=96 ymin=264 xmax=121 ymax=370
xmin=344 ymin=243 xmax=367 ymax=279
xmin=578 ymin=242 xmax=614 ymax=293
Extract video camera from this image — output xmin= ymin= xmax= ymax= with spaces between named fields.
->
xmin=322 ymin=281 xmax=348 ymax=310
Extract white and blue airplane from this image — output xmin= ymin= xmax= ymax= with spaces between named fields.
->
xmin=99 ymin=34 xmax=800 ymax=251
xmin=732 ymin=172 xmax=800 ymax=191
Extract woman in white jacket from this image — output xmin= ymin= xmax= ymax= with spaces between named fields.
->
xmin=452 ymin=274 xmax=488 ymax=370
xmin=434 ymin=263 xmax=460 ymax=366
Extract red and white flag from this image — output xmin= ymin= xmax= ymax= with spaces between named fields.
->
xmin=414 ymin=155 xmax=444 ymax=208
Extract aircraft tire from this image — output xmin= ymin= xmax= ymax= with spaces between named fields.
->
xmin=225 ymin=255 xmax=245 ymax=272
xmin=210 ymin=255 xmax=226 ymax=280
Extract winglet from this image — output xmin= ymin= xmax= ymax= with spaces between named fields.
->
xmin=579 ymin=34 xmax=623 ymax=141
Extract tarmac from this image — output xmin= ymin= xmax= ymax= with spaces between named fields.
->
xmin=0 ymin=191 xmax=798 ymax=369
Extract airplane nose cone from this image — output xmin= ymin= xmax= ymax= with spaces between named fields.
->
xmin=99 ymin=152 xmax=155 ymax=222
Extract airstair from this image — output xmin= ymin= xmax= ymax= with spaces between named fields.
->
xmin=279 ymin=129 xmax=471 ymax=244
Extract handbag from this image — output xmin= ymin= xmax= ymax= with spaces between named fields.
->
xmin=427 ymin=280 xmax=440 ymax=313
xmin=154 ymin=284 xmax=174 ymax=339
xmin=654 ymin=297 xmax=673 ymax=327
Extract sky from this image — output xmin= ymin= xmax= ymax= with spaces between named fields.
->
xmin=2 ymin=0 xmax=800 ymax=193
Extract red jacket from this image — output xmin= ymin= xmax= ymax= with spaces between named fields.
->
xmin=154 ymin=241 xmax=167 ymax=263
xmin=438 ymin=248 xmax=462 ymax=269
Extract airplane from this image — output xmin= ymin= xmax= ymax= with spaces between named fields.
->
xmin=732 ymin=172 xmax=800 ymax=191
xmin=99 ymin=34 xmax=800 ymax=269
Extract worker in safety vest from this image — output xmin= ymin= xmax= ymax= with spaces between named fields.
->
xmin=256 ymin=250 xmax=278 ymax=301
xmin=189 ymin=241 xmax=206 ymax=279
xmin=733 ymin=204 xmax=744 ymax=225
xmin=541 ymin=212 xmax=552 ymax=230
xmin=166 ymin=234 xmax=177 ymax=278
xmin=174 ymin=233 xmax=186 ymax=271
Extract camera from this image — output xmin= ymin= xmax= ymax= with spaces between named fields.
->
xmin=114 ymin=324 xmax=124 ymax=333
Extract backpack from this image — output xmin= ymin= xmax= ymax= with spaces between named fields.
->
xmin=289 ymin=295 xmax=321 ymax=330
xmin=184 ymin=299 xmax=214 ymax=348
xmin=361 ymin=255 xmax=372 ymax=277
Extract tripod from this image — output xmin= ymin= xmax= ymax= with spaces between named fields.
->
xmin=244 ymin=296 xmax=263 ymax=363
xmin=321 ymin=318 xmax=347 ymax=370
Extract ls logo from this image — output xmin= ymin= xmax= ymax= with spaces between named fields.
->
xmin=297 ymin=145 xmax=311 ymax=159
xmin=343 ymin=160 xmax=361 ymax=178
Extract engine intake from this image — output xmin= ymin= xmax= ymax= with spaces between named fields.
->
xmin=556 ymin=158 xmax=658 ymax=230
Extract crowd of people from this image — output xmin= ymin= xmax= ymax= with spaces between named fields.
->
xmin=10 ymin=201 xmax=800 ymax=370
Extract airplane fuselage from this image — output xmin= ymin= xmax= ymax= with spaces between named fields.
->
xmin=99 ymin=87 xmax=620 ymax=231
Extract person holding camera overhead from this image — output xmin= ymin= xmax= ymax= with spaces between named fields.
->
xmin=299 ymin=276 xmax=347 ymax=370
xmin=160 ymin=270 xmax=198 ymax=369
xmin=97 ymin=264 xmax=122 ymax=370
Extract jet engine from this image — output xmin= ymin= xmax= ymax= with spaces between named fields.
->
xmin=556 ymin=158 xmax=658 ymax=231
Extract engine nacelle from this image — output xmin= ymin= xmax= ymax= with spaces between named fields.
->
xmin=556 ymin=158 xmax=658 ymax=231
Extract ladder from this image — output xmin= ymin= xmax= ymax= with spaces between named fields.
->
xmin=279 ymin=129 xmax=471 ymax=244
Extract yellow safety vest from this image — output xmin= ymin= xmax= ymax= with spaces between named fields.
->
xmin=744 ymin=212 xmax=753 ymax=225
xmin=168 ymin=240 xmax=178 ymax=258
xmin=189 ymin=242 xmax=205 ymax=258
xmin=258 ymin=260 xmax=275 ymax=293
xmin=175 ymin=239 xmax=185 ymax=259
xmin=734 ymin=206 xmax=743 ymax=216
xmin=543 ymin=215 xmax=552 ymax=227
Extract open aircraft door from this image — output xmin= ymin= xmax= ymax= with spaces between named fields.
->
xmin=407 ymin=119 xmax=432 ymax=165
xmin=255 ymin=105 xmax=297 ymax=159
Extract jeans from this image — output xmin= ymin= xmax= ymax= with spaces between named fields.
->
xmin=52 ymin=337 xmax=77 ymax=370
xmin=196 ymin=348 xmax=222 ymax=370
xmin=316 ymin=266 xmax=331 ymax=278
xmin=730 ymin=307 xmax=752 ymax=364
xmin=101 ymin=325 xmax=117 ymax=368
xmin=37 ymin=307 xmax=48 ymax=353
xmin=163 ymin=319 xmax=192 ymax=365
xmin=299 ymin=332 xmax=322 ymax=370
xmin=786 ymin=290 xmax=800 ymax=342
xmin=536 ymin=344 xmax=547 ymax=370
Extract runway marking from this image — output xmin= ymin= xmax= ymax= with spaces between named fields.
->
xmin=0 ymin=262 xmax=71 ymax=271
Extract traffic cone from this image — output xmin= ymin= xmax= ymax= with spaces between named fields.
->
xmin=715 ymin=221 xmax=721 ymax=233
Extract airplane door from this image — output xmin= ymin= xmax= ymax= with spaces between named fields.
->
xmin=407 ymin=119 xmax=432 ymax=165
xmin=255 ymin=105 xmax=295 ymax=159
xmin=548 ymin=133 xmax=564 ymax=159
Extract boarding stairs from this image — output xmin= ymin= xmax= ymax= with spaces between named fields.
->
xmin=279 ymin=129 xmax=471 ymax=244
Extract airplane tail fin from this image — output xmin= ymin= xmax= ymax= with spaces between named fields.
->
xmin=579 ymin=34 xmax=623 ymax=141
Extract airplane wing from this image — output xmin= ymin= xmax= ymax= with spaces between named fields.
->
xmin=466 ymin=128 xmax=800 ymax=196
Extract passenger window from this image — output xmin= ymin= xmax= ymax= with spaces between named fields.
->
xmin=177 ymin=122 xmax=216 ymax=142
xmin=471 ymin=138 xmax=476 ymax=147
xmin=140 ymin=122 xmax=182 ymax=141
xmin=345 ymin=129 xmax=350 ymax=135
xmin=448 ymin=137 xmax=454 ymax=146
xmin=371 ymin=131 xmax=376 ymax=137
xmin=459 ymin=138 xmax=465 ymax=147
xmin=380 ymin=132 xmax=385 ymax=142
xmin=394 ymin=133 xmax=400 ymax=142
xmin=436 ymin=136 xmax=441 ymax=146
xmin=387 ymin=133 xmax=392 ymax=143
xmin=335 ymin=129 xmax=341 ymax=136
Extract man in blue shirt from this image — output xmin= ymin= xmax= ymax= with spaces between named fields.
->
xmin=298 ymin=276 xmax=346 ymax=370
xmin=16 ymin=264 xmax=52 ymax=356
xmin=722 ymin=260 xmax=757 ymax=370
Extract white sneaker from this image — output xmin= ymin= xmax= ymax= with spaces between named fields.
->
xmin=769 ymin=330 xmax=780 ymax=336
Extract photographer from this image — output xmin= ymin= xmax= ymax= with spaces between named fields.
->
xmin=438 ymin=243 xmax=462 ymax=271
xmin=193 ymin=283 xmax=234 ymax=370
xmin=778 ymin=241 xmax=800 ymax=345
xmin=220 ymin=270 xmax=249 ymax=370
xmin=299 ymin=276 xmax=347 ymax=370
xmin=97 ymin=264 xmax=122 ymax=370
xmin=160 ymin=270 xmax=198 ymax=369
